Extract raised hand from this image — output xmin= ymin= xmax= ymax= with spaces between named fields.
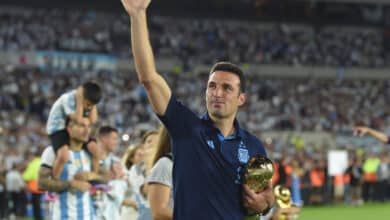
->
xmin=353 ymin=126 xmax=368 ymax=137
xmin=121 ymin=0 xmax=151 ymax=16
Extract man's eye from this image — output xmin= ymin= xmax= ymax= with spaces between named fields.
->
xmin=223 ymin=85 xmax=233 ymax=91
xmin=208 ymin=84 xmax=216 ymax=89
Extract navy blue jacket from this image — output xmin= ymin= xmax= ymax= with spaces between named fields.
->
xmin=158 ymin=96 xmax=267 ymax=220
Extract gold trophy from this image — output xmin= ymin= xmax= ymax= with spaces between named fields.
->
xmin=244 ymin=156 xmax=274 ymax=220
xmin=274 ymin=185 xmax=298 ymax=220
xmin=274 ymin=185 xmax=292 ymax=209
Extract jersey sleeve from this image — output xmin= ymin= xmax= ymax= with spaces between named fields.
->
xmin=62 ymin=90 xmax=77 ymax=116
xmin=157 ymin=95 xmax=200 ymax=139
xmin=41 ymin=147 xmax=56 ymax=168
xmin=147 ymin=157 xmax=173 ymax=187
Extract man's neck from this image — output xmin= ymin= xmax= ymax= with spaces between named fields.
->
xmin=69 ymin=140 xmax=84 ymax=151
xmin=210 ymin=115 xmax=236 ymax=137
xmin=99 ymin=142 xmax=109 ymax=159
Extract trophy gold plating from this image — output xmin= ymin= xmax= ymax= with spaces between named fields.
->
xmin=274 ymin=185 xmax=291 ymax=209
xmin=244 ymin=156 xmax=274 ymax=220
xmin=274 ymin=185 xmax=299 ymax=220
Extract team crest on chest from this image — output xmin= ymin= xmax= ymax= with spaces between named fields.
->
xmin=238 ymin=148 xmax=249 ymax=164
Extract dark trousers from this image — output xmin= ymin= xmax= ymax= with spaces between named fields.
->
xmin=376 ymin=180 xmax=388 ymax=202
xmin=10 ymin=191 xmax=27 ymax=216
xmin=31 ymin=193 xmax=43 ymax=220
xmin=0 ymin=192 xmax=7 ymax=218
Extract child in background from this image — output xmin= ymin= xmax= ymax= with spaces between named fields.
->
xmin=46 ymin=81 xmax=102 ymax=179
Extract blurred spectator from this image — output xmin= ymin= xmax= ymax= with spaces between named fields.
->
xmin=6 ymin=164 xmax=27 ymax=218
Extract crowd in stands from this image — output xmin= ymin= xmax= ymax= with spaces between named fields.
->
xmin=2 ymin=67 xmax=390 ymax=151
xmin=0 ymin=6 xmax=388 ymax=68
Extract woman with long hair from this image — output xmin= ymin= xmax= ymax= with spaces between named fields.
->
xmin=147 ymin=126 xmax=173 ymax=220
xmin=120 ymin=144 xmax=144 ymax=220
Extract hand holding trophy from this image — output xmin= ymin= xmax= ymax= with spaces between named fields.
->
xmin=244 ymin=155 xmax=274 ymax=220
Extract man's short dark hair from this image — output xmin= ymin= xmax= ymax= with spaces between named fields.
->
xmin=98 ymin=126 xmax=118 ymax=137
xmin=209 ymin=61 xmax=246 ymax=93
xmin=82 ymin=81 xmax=102 ymax=104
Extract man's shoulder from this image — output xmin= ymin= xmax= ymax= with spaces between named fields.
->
xmin=160 ymin=95 xmax=201 ymax=127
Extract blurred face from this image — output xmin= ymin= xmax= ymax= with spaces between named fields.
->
xmin=206 ymin=71 xmax=246 ymax=119
xmin=67 ymin=118 xmax=91 ymax=143
xmin=83 ymin=99 xmax=94 ymax=111
xmin=101 ymin=132 xmax=119 ymax=153
xmin=143 ymin=133 xmax=158 ymax=156
xmin=111 ymin=162 xmax=124 ymax=178
xmin=132 ymin=148 xmax=145 ymax=164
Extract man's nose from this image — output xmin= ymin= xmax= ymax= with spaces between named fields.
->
xmin=213 ymin=87 xmax=223 ymax=97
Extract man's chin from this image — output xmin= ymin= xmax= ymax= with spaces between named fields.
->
xmin=210 ymin=111 xmax=225 ymax=119
xmin=74 ymin=137 xmax=89 ymax=143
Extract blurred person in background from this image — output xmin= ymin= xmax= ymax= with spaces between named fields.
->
xmin=38 ymin=118 xmax=109 ymax=220
xmin=46 ymin=82 xmax=102 ymax=181
xmin=354 ymin=126 xmax=388 ymax=201
xmin=128 ymin=139 xmax=154 ymax=220
xmin=377 ymin=154 xmax=389 ymax=202
xmin=361 ymin=154 xmax=380 ymax=202
xmin=128 ymin=129 xmax=159 ymax=220
xmin=121 ymin=144 xmax=145 ymax=220
xmin=147 ymin=126 xmax=173 ymax=220
xmin=22 ymin=147 xmax=44 ymax=220
xmin=290 ymin=161 xmax=303 ymax=206
xmin=141 ymin=130 xmax=159 ymax=175
xmin=99 ymin=161 xmax=128 ymax=220
xmin=6 ymin=163 xmax=26 ymax=219
xmin=93 ymin=125 xmax=129 ymax=220
xmin=0 ymin=166 xmax=7 ymax=219
xmin=344 ymin=157 xmax=363 ymax=206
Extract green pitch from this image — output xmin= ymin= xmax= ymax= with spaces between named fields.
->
xmin=299 ymin=202 xmax=390 ymax=220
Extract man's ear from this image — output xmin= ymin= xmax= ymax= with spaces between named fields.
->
xmin=238 ymin=93 xmax=246 ymax=106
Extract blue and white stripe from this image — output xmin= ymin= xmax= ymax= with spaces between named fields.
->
xmin=52 ymin=149 xmax=95 ymax=220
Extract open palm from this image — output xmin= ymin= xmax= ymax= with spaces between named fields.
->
xmin=121 ymin=0 xmax=151 ymax=16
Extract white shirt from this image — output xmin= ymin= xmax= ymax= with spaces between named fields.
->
xmin=128 ymin=163 xmax=150 ymax=210
xmin=5 ymin=169 xmax=25 ymax=192
xmin=95 ymin=154 xmax=127 ymax=220
xmin=147 ymin=157 xmax=173 ymax=209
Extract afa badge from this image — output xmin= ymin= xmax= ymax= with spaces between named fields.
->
xmin=238 ymin=148 xmax=249 ymax=164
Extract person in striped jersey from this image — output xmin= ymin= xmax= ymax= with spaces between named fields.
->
xmin=93 ymin=126 xmax=129 ymax=220
xmin=38 ymin=118 xmax=109 ymax=220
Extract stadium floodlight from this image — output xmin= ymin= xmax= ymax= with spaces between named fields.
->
xmin=122 ymin=134 xmax=130 ymax=142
